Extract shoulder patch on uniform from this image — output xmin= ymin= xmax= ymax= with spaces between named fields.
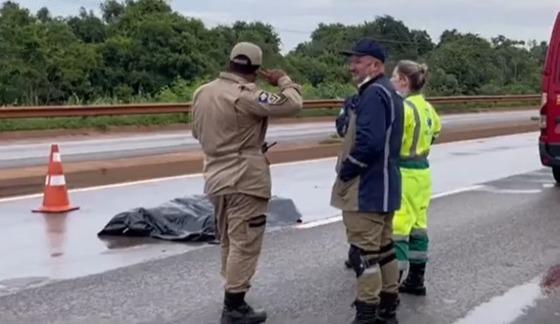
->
xmin=257 ymin=91 xmax=288 ymax=105
xmin=258 ymin=91 xmax=270 ymax=103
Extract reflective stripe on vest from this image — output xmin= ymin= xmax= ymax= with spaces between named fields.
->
xmin=406 ymin=100 xmax=422 ymax=160
xmin=400 ymin=98 xmax=429 ymax=169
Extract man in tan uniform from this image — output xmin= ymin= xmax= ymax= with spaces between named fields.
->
xmin=192 ymin=41 xmax=303 ymax=324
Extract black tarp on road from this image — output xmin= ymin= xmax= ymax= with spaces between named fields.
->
xmin=97 ymin=195 xmax=302 ymax=243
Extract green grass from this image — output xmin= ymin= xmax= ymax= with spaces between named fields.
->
xmin=0 ymin=102 xmax=537 ymax=133
xmin=0 ymin=114 xmax=190 ymax=132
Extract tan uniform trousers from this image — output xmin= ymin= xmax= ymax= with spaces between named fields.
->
xmin=211 ymin=193 xmax=269 ymax=293
xmin=343 ymin=211 xmax=399 ymax=304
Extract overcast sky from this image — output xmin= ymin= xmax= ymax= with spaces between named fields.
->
xmin=12 ymin=0 xmax=560 ymax=53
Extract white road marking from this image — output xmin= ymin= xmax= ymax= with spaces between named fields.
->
xmin=296 ymin=185 xmax=485 ymax=229
xmin=452 ymin=277 xmax=542 ymax=324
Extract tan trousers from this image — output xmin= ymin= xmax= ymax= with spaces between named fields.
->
xmin=343 ymin=211 xmax=399 ymax=304
xmin=211 ymin=193 xmax=269 ymax=293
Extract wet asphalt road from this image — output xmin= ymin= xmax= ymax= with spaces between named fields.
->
xmin=0 ymin=110 xmax=536 ymax=169
xmin=0 ymin=168 xmax=559 ymax=324
xmin=513 ymin=292 xmax=560 ymax=324
xmin=0 ymin=132 xmax=542 ymax=287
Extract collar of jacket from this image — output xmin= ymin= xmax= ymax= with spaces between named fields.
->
xmin=358 ymin=73 xmax=384 ymax=94
xmin=219 ymin=72 xmax=252 ymax=84
xmin=405 ymin=91 xmax=423 ymax=99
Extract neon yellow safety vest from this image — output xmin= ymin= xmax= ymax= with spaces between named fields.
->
xmin=399 ymin=94 xmax=441 ymax=169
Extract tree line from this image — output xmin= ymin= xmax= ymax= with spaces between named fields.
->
xmin=0 ymin=0 xmax=548 ymax=106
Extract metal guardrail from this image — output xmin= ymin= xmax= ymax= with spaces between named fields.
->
xmin=0 ymin=94 xmax=540 ymax=119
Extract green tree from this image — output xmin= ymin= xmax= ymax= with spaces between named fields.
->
xmin=68 ymin=8 xmax=107 ymax=43
xmin=428 ymin=31 xmax=500 ymax=94
xmin=0 ymin=2 xmax=547 ymax=105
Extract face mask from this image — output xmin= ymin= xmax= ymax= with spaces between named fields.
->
xmin=396 ymin=89 xmax=409 ymax=97
xmin=359 ymin=76 xmax=372 ymax=87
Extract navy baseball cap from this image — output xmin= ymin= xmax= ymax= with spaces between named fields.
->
xmin=341 ymin=38 xmax=386 ymax=63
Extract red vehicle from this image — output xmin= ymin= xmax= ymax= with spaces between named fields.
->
xmin=540 ymin=12 xmax=560 ymax=183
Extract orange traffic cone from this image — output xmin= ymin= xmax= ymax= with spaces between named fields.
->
xmin=33 ymin=144 xmax=79 ymax=214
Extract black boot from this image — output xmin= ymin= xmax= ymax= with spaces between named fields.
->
xmin=352 ymin=300 xmax=378 ymax=324
xmin=375 ymin=292 xmax=399 ymax=324
xmin=345 ymin=245 xmax=353 ymax=269
xmin=399 ymin=263 xmax=427 ymax=296
xmin=221 ymin=291 xmax=267 ymax=324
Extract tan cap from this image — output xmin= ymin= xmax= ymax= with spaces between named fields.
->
xmin=230 ymin=42 xmax=263 ymax=66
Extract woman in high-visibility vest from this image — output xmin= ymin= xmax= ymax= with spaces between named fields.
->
xmin=390 ymin=60 xmax=441 ymax=296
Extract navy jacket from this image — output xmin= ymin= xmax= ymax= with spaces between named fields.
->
xmin=331 ymin=75 xmax=404 ymax=213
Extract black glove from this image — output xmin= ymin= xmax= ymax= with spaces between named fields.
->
xmin=336 ymin=95 xmax=358 ymax=137
xmin=339 ymin=158 xmax=363 ymax=182
xmin=336 ymin=109 xmax=349 ymax=137
xmin=261 ymin=141 xmax=277 ymax=153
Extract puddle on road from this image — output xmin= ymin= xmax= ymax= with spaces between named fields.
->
xmin=41 ymin=211 xmax=171 ymax=257
xmin=42 ymin=213 xmax=68 ymax=258
xmin=1 ymin=211 xmax=201 ymax=296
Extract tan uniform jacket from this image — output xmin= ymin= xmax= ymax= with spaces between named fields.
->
xmin=192 ymin=72 xmax=303 ymax=199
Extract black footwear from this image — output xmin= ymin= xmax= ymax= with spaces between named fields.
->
xmin=351 ymin=300 xmax=377 ymax=324
xmin=375 ymin=292 xmax=399 ymax=324
xmin=398 ymin=270 xmax=403 ymax=284
xmin=345 ymin=245 xmax=353 ymax=269
xmin=399 ymin=263 xmax=427 ymax=296
xmin=221 ymin=291 xmax=267 ymax=324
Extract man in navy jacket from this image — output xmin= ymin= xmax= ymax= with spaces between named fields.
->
xmin=331 ymin=38 xmax=404 ymax=324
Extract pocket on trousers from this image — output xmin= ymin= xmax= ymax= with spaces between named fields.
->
xmin=248 ymin=215 xmax=267 ymax=228
xmin=238 ymin=214 xmax=266 ymax=253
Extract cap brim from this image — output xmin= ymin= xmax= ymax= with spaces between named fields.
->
xmin=340 ymin=50 xmax=366 ymax=56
